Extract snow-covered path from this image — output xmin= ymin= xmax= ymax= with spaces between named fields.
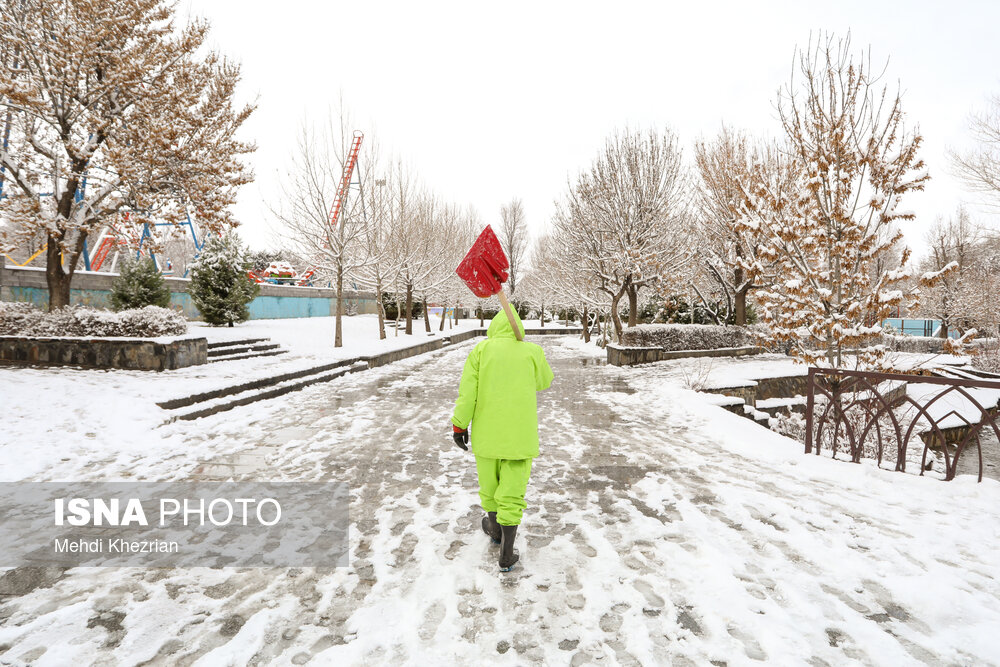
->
xmin=2 ymin=338 xmax=999 ymax=665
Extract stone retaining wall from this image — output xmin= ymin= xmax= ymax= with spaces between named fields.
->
xmin=0 ymin=335 xmax=207 ymax=371
xmin=702 ymin=383 xmax=758 ymax=405
xmin=700 ymin=374 xmax=808 ymax=406
xmin=755 ymin=374 xmax=809 ymax=401
xmin=607 ymin=344 xmax=763 ymax=367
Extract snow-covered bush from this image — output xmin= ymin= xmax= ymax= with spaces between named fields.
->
xmin=679 ymin=358 xmax=715 ymax=391
xmin=0 ymin=303 xmax=186 ymax=337
xmin=110 ymin=257 xmax=172 ymax=311
xmin=771 ymin=392 xmax=940 ymax=475
xmin=115 ymin=306 xmax=188 ymax=337
xmin=620 ymin=323 xmax=770 ymax=351
xmin=972 ymin=339 xmax=1000 ymax=374
xmin=769 ymin=410 xmax=807 ymax=442
xmin=0 ymin=302 xmax=43 ymax=335
xmin=880 ymin=334 xmax=947 ymax=354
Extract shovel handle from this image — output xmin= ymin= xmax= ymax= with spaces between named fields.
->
xmin=496 ymin=290 xmax=523 ymax=342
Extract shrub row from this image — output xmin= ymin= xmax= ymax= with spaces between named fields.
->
xmin=880 ymin=334 xmax=947 ymax=354
xmin=619 ymin=323 xmax=770 ymax=351
xmin=0 ymin=302 xmax=187 ymax=338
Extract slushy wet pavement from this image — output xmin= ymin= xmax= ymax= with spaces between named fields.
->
xmin=2 ymin=337 xmax=999 ymax=665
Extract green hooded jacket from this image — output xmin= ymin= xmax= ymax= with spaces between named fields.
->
xmin=451 ymin=310 xmax=554 ymax=459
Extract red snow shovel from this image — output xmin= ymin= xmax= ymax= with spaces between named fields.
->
xmin=456 ymin=225 xmax=523 ymax=342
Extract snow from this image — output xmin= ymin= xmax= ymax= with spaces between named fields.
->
xmin=905 ymin=382 xmax=1000 ymax=431
xmin=922 ymin=261 xmax=959 ymax=282
xmin=755 ymin=396 xmax=805 ymax=409
xmin=190 ymin=314 xmax=481 ymax=362
xmin=0 ymin=315 xmax=482 ymax=482
xmin=611 ymin=352 xmax=807 ymax=391
xmin=2 ymin=336 xmax=999 ymax=664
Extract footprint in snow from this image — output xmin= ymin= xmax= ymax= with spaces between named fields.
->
xmin=727 ymin=624 xmax=767 ymax=661
xmin=633 ymin=579 xmax=665 ymax=609
xmin=444 ymin=539 xmax=464 ymax=561
xmin=417 ymin=601 xmax=446 ymax=641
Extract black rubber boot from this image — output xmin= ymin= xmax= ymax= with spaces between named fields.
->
xmin=482 ymin=512 xmax=501 ymax=544
xmin=499 ymin=524 xmax=519 ymax=572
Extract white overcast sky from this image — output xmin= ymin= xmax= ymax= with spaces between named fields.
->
xmin=184 ymin=0 xmax=1000 ymax=257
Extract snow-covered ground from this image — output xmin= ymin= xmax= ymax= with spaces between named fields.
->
xmin=0 ymin=316 xmax=579 ymax=481
xmin=2 ymin=336 xmax=999 ymax=665
xmin=0 ymin=315 xmax=481 ymax=482
xmin=191 ymin=313 xmax=482 ymax=362
xmin=615 ymin=349 xmax=973 ymax=392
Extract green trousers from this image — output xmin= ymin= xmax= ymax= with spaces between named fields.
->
xmin=475 ymin=456 xmax=533 ymax=526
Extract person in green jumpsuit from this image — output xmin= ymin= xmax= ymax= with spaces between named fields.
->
xmin=451 ymin=309 xmax=553 ymax=571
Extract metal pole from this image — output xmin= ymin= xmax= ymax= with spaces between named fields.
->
xmin=805 ymin=368 xmax=815 ymax=454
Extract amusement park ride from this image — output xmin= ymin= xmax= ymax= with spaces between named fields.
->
xmin=1 ymin=69 xmax=205 ymax=274
xmin=1 ymin=124 xmax=203 ymax=275
xmin=2 ymin=195 xmax=204 ymax=278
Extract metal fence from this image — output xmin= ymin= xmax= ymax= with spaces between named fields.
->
xmin=805 ymin=367 xmax=1000 ymax=481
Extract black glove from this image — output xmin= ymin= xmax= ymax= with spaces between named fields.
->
xmin=452 ymin=426 xmax=469 ymax=451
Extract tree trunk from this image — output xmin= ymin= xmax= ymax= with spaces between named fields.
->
xmin=582 ymin=305 xmax=590 ymax=343
xmin=45 ymin=240 xmax=73 ymax=310
xmin=405 ymin=283 xmax=413 ymax=335
xmin=439 ymin=304 xmax=447 ymax=331
xmin=334 ymin=265 xmax=344 ymax=347
xmin=376 ymin=279 xmax=386 ymax=340
xmin=479 ymin=303 xmax=484 ymax=327
xmin=734 ymin=287 xmax=747 ymax=327
xmin=423 ymin=298 xmax=431 ymax=333
xmin=540 ymin=303 xmax=545 ymax=327
xmin=733 ymin=263 xmax=747 ymax=325
xmin=627 ymin=283 xmax=638 ymax=327
xmin=610 ymin=290 xmax=625 ymax=341
xmin=394 ymin=297 xmax=401 ymax=337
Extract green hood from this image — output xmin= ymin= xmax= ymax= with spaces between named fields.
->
xmin=487 ymin=309 xmax=525 ymax=339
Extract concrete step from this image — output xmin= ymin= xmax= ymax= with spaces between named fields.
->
xmin=157 ymin=358 xmax=361 ymax=410
xmin=168 ymin=362 xmax=368 ymax=421
xmin=206 ymin=337 xmax=270 ymax=350
xmin=208 ymin=342 xmax=281 ymax=357
xmin=208 ymin=349 xmax=288 ymax=363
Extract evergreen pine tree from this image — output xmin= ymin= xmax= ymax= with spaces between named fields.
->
xmin=110 ymin=257 xmax=172 ymax=311
xmin=189 ymin=233 xmax=259 ymax=327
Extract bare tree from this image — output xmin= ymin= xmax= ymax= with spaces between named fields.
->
xmin=521 ymin=234 xmax=561 ymax=329
xmin=918 ymin=207 xmax=988 ymax=338
xmin=527 ymin=230 xmax=605 ymax=341
xmin=950 ymin=93 xmax=1000 ymax=207
xmin=693 ymin=127 xmax=775 ymax=325
xmin=392 ymin=191 xmax=456 ymax=335
xmin=0 ymin=0 xmax=254 ymax=308
xmin=412 ymin=201 xmax=463 ymax=334
xmin=356 ymin=158 xmax=410 ymax=340
xmin=498 ymin=198 xmax=529 ymax=296
xmin=558 ymin=127 xmax=691 ymax=340
xmin=272 ymin=114 xmax=374 ymax=348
